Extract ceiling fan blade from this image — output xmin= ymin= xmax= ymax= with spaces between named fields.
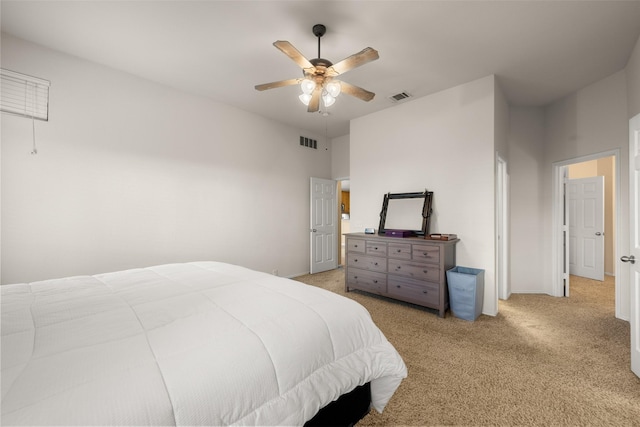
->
xmin=340 ymin=81 xmax=376 ymax=102
xmin=307 ymin=87 xmax=321 ymax=112
xmin=327 ymin=47 xmax=379 ymax=76
xmin=255 ymin=78 xmax=302 ymax=91
xmin=273 ymin=40 xmax=314 ymax=70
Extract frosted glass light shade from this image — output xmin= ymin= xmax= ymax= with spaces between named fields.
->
xmin=322 ymin=93 xmax=336 ymax=108
xmin=299 ymin=93 xmax=312 ymax=106
xmin=325 ymin=81 xmax=341 ymax=97
xmin=300 ymin=79 xmax=316 ymax=95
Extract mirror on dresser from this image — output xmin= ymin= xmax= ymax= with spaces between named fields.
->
xmin=378 ymin=190 xmax=433 ymax=236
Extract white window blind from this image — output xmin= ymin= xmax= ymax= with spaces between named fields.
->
xmin=1 ymin=68 xmax=50 ymax=121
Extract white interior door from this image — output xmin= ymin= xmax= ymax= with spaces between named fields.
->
xmin=310 ymin=177 xmax=337 ymax=274
xmin=567 ymin=176 xmax=605 ymax=281
xmin=628 ymin=113 xmax=640 ymax=378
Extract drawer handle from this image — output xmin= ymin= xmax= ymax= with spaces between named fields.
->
xmin=396 ymin=266 xmax=401 ymax=270
xmin=423 ymin=290 xmax=428 ymax=294
xmin=423 ymin=252 xmax=429 ymax=257
xmin=373 ymin=280 xmax=378 ymax=284
xmin=354 ymin=259 xmax=358 ymax=262
xmin=374 ymin=262 xmax=378 ymax=266
xmin=354 ymin=276 xmax=358 ymax=279
xmin=397 ymin=249 xmax=402 ymax=253
xmin=374 ymin=247 xmax=378 ymax=250
xmin=396 ymin=285 xmax=401 ymax=289
xmin=354 ymin=244 xmax=358 ymax=248
xmin=423 ymin=269 xmax=428 ymax=273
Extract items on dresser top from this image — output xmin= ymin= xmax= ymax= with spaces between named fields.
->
xmin=427 ymin=233 xmax=458 ymax=241
xmin=345 ymin=233 xmax=458 ymax=317
xmin=385 ymin=229 xmax=416 ymax=238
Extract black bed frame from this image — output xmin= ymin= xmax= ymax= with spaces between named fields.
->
xmin=304 ymin=382 xmax=371 ymax=427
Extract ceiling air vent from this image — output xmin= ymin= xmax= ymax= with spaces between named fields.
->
xmin=388 ymin=91 xmax=412 ymax=103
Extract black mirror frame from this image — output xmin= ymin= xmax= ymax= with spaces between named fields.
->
xmin=378 ymin=190 xmax=433 ymax=236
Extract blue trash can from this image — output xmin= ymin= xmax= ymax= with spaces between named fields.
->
xmin=446 ymin=267 xmax=484 ymax=321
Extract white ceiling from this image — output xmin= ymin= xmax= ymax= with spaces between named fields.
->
xmin=2 ymin=1 xmax=640 ymax=138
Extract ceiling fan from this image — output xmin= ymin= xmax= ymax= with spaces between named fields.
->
xmin=255 ymin=24 xmax=379 ymax=113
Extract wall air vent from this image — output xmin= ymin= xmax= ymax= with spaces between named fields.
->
xmin=300 ymin=136 xmax=317 ymax=150
xmin=388 ymin=91 xmax=412 ymax=103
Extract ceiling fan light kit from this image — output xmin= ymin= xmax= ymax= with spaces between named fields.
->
xmin=325 ymin=81 xmax=341 ymax=97
xmin=255 ymin=24 xmax=379 ymax=113
xmin=301 ymin=79 xmax=316 ymax=94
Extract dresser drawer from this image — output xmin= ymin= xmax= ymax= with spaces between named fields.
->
xmin=388 ymin=243 xmax=412 ymax=260
xmin=347 ymin=254 xmax=386 ymax=273
xmin=388 ymin=259 xmax=439 ymax=282
xmin=347 ymin=238 xmax=366 ymax=253
xmin=366 ymin=241 xmax=387 ymax=256
xmin=347 ymin=268 xmax=386 ymax=294
xmin=412 ymin=244 xmax=440 ymax=263
xmin=387 ymin=276 xmax=439 ymax=306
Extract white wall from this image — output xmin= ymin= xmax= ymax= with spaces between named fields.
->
xmin=494 ymin=79 xmax=510 ymax=300
xmin=626 ymin=33 xmax=640 ymax=118
xmin=494 ymin=81 xmax=510 ymax=161
xmin=350 ymin=75 xmax=499 ymax=316
xmin=543 ymin=70 xmax=630 ymax=317
xmin=331 ymin=134 xmax=350 ymax=180
xmin=509 ymin=71 xmax=629 ymax=299
xmin=1 ymin=34 xmax=331 ymax=284
xmin=508 ymin=107 xmax=547 ymax=293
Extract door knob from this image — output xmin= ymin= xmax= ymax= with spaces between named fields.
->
xmin=310 ymin=229 xmax=317 ymax=232
xmin=620 ymin=255 xmax=636 ymax=264
xmin=595 ymin=232 xmax=603 ymax=236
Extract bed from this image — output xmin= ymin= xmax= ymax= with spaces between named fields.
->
xmin=1 ymin=261 xmax=407 ymax=426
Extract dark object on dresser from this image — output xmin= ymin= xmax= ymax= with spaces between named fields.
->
xmin=345 ymin=233 xmax=458 ymax=317
xmin=385 ymin=229 xmax=416 ymax=238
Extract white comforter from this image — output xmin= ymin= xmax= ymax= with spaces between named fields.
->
xmin=1 ymin=262 xmax=407 ymax=426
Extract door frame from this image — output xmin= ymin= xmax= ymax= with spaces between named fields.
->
xmin=628 ymin=112 xmax=640 ymax=377
xmin=551 ymin=148 xmax=622 ymax=317
xmin=496 ymin=154 xmax=510 ymax=300
xmin=336 ymin=177 xmax=350 ymax=267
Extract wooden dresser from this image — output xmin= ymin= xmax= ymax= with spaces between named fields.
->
xmin=345 ymin=233 xmax=458 ymax=317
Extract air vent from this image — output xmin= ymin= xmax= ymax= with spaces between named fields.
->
xmin=299 ymin=136 xmax=317 ymax=150
xmin=388 ymin=91 xmax=412 ymax=103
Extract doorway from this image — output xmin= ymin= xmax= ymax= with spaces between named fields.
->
xmin=552 ymin=151 xmax=619 ymax=314
xmin=337 ymin=179 xmax=350 ymax=266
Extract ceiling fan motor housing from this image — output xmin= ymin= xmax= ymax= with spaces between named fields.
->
xmin=312 ymin=24 xmax=326 ymax=38
xmin=306 ymin=58 xmax=334 ymax=84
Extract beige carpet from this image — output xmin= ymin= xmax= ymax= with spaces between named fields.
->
xmin=294 ymin=270 xmax=640 ymax=426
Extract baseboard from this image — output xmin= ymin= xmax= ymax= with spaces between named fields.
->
xmin=287 ymin=271 xmax=310 ymax=279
